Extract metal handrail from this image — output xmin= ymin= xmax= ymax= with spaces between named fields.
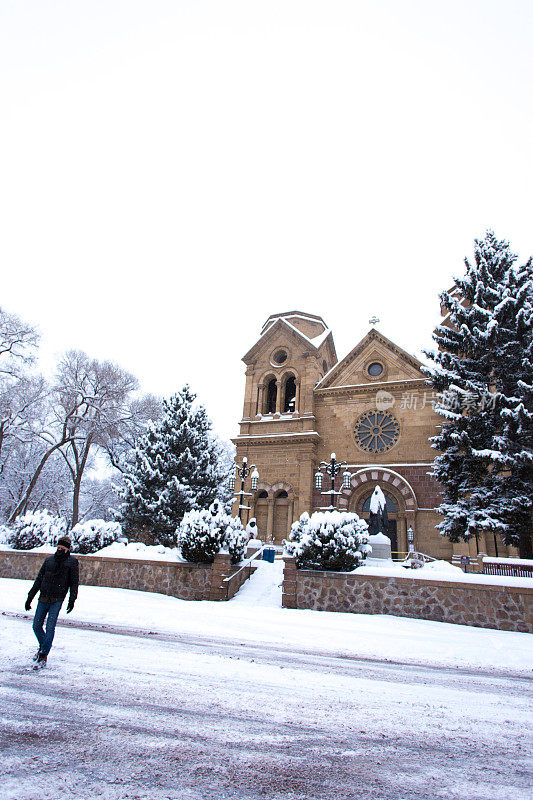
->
xmin=222 ymin=546 xmax=265 ymax=599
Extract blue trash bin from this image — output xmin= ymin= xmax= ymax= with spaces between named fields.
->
xmin=263 ymin=547 xmax=275 ymax=562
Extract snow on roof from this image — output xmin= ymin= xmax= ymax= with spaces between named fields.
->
xmin=261 ymin=310 xmax=327 ymax=333
xmin=281 ymin=318 xmax=331 ymax=350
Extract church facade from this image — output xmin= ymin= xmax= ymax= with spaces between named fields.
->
xmin=232 ymin=311 xmax=516 ymax=560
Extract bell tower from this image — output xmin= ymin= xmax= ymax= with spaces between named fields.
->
xmin=232 ymin=311 xmax=337 ymax=542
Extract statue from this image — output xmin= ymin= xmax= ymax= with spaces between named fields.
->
xmin=368 ymin=485 xmax=389 ymax=536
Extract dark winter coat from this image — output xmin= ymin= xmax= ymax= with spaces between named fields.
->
xmin=27 ymin=552 xmax=79 ymax=604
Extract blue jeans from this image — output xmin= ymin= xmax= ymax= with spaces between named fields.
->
xmin=33 ymin=600 xmax=63 ymax=656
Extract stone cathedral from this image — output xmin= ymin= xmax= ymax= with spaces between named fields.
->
xmin=232 ymin=310 xmax=517 ymax=560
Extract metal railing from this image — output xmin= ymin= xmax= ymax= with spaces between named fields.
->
xmin=222 ymin=546 xmax=265 ymax=600
xmin=482 ymin=560 xmax=533 ymax=578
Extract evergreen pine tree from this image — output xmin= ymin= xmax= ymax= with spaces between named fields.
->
xmin=425 ymin=231 xmax=533 ymax=557
xmin=118 ymin=386 xmax=231 ymax=545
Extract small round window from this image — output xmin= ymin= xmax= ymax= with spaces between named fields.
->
xmin=272 ymin=349 xmax=288 ymax=366
xmin=368 ymin=362 xmax=384 ymax=377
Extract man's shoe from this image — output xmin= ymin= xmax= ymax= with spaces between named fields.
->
xmin=32 ymin=652 xmax=47 ymax=670
xmin=32 ymin=650 xmax=41 ymax=662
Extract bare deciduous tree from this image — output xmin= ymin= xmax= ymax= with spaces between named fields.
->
xmin=54 ymin=351 xmax=141 ymax=528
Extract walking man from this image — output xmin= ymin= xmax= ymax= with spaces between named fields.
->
xmin=25 ymin=536 xmax=79 ymax=669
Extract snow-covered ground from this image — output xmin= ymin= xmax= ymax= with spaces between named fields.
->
xmin=1 ymin=563 xmax=532 ymax=800
xmin=1 ymin=560 xmax=531 ymax=674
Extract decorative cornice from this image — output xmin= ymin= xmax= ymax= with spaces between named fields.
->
xmin=315 ymin=377 xmax=429 ymax=398
xmin=232 ymin=431 xmax=320 ymax=447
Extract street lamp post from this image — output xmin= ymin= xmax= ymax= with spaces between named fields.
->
xmin=314 ymin=453 xmax=351 ymax=510
xmin=229 ymin=457 xmax=259 ymax=521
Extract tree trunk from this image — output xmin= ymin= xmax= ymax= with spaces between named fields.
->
xmin=8 ymin=438 xmax=72 ymax=523
xmin=70 ymin=435 xmax=93 ymax=529
xmin=519 ymin=528 xmax=533 ymax=559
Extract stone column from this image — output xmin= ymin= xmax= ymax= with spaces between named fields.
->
xmin=275 ymin=379 xmax=282 ymax=414
xmin=397 ymin=515 xmax=407 ymax=555
xmin=282 ymin=555 xmax=297 ymax=608
xmin=266 ymin=498 xmax=274 ymax=542
xmin=477 ymin=531 xmax=488 ymax=558
xmin=242 ymin=366 xmax=255 ymax=421
xmin=256 ymin=384 xmax=264 ymax=416
xmin=287 ymin=499 xmax=294 ymax=536
xmin=295 ymin=381 xmax=301 ymax=414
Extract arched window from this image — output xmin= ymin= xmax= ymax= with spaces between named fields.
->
xmin=264 ymin=378 xmax=277 ymax=414
xmin=257 ymin=490 xmax=268 ymax=499
xmin=283 ymin=376 xmax=297 ymax=412
xmin=276 ymin=490 xmax=288 ymax=499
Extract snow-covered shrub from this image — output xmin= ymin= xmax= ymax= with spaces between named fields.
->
xmin=0 ymin=525 xmax=12 ymax=546
xmin=8 ymin=510 xmax=67 ymax=550
xmin=177 ymin=508 xmax=225 ymax=563
xmin=224 ymin=516 xmax=247 ymax=564
xmin=70 ymin=519 xmax=124 ymax=555
xmin=284 ymin=510 xmax=370 ymax=571
xmin=177 ymin=501 xmax=247 ymax=564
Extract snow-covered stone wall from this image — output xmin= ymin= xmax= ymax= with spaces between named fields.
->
xmin=282 ymin=557 xmax=533 ymax=632
xmin=0 ymin=550 xmax=247 ymax=602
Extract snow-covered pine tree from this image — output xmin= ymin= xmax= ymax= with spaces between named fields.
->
xmin=424 ymin=231 xmax=533 ymax=557
xmin=118 ymin=386 xmax=231 ymax=546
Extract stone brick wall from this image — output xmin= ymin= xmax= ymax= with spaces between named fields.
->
xmin=282 ymin=557 xmax=533 ymax=632
xmin=0 ymin=550 xmax=250 ymax=602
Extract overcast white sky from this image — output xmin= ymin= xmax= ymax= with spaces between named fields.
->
xmin=1 ymin=0 xmax=532 ymax=440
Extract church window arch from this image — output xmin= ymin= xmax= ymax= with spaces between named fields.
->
xmin=282 ymin=374 xmax=297 ymax=413
xmin=264 ymin=376 xmax=277 ymax=414
xmin=257 ymin=490 xmax=268 ymax=499
xmin=276 ymin=490 xmax=288 ymax=499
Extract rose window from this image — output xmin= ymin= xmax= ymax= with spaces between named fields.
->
xmin=354 ymin=411 xmax=400 ymax=453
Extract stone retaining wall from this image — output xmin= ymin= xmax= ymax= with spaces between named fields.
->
xmin=282 ymin=557 xmax=533 ymax=632
xmin=0 ymin=550 xmax=249 ymax=602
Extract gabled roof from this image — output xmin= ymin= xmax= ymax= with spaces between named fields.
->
xmin=242 ymin=316 xmax=337 ymax=365
xmin=316 ymin=328 xmax=423 ymax=389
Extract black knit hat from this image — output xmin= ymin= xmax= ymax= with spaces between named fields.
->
xmin=57 ymin=536 xmax=72 ymax=550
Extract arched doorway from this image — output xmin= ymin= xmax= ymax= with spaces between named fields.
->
xmin=251 ymin=485 xmax=295 ymax=544
xmin=273 ymin=490 xmax=289 ymax=543
xmin=342 ymin=468 xmax=417 ymax=557
xmin=360 ymin=490 xmax=398 ymax=554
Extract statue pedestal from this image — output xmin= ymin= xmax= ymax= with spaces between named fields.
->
xmin=367 ymin=533 xmax=392 ymax=561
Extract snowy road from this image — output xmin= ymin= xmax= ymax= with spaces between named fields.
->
xmin=1 ymin=613 xmax=532 ymax=800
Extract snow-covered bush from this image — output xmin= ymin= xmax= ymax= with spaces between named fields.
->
xmin=177 ymin=508 xmax=225 ymax=563
xmin=284 ymin=510 xmax=370 ymax=571
xmin=70 ymin=519 xmax=124 ymax=555
xmin=224 ymin=515 xmax=247 ymax=564
xmin=177 ymin=501 xmax=247 ymax=564
xmin=8 ymin=510 xmax=67 ymax=550
xmin=0 ymin=525 xmax=12 ymax=546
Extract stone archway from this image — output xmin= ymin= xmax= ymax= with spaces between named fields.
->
xmin=251 ymin=481 xmax=296 ymax=544
xmin=338 ymin=468 xmax=418 ymax=555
